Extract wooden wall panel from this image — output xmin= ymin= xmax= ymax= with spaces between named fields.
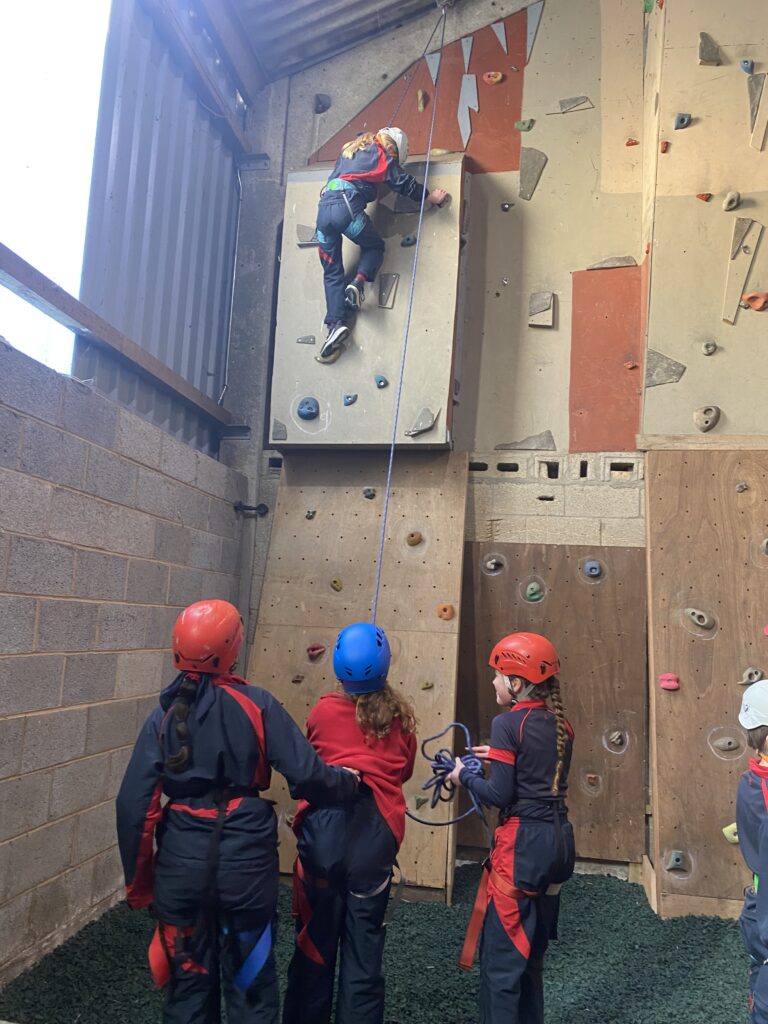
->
xmin=248 ymin=451 xmax=468 ymax=891
xmin=457 ymin=543 xmax=647 ymax=863
xmin=647 ymin=450 xmax=765 ymax=914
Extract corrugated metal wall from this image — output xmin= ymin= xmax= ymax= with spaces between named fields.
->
xmin=74 ymin=0 xmax=241 ymax=454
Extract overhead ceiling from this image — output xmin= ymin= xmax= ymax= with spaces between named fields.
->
xmin=231 ymin=0 xmax=437 ymax=82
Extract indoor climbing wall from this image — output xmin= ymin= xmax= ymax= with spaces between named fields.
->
xmin=248 ymin=450 xmax=468 ymax=893
xmin=647 ymin=449 xmax=765 ymax=918
xmin=268 ymin=159 xmax=468 ymax=448
xmin=457 ymin=543 xmax=647 ymax=863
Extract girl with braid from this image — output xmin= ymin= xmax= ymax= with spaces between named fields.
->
xmin=447 ymin=632 xmax=575 ymax=1024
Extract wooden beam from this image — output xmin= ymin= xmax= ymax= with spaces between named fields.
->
xmin=198 ymin=0 xmax=266 ymax=101
xmin=637 ymin=434 xmax=768 ymax=451
xmin=0 ymin=242 xmax=232 ymax=427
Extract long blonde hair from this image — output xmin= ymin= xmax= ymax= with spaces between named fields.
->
xmin=341 ymin=131 xmax=399 ymax=162
xmin=541 ymin=676 xmax=568 ymax=794
xmin=342 ymin=683 xmax=417 ymax=742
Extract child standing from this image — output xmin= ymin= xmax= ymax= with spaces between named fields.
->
xmin=282 ymin=622 xmax=417 ymax=1024
xmin=315 ymin=126 xmax=448 ymax=361
xmin=116 ymin=600 xmax=360 ymax=1024
xmin=736 ymin=680 xmax=768 ymax=1023
xmin=448 ymin=632 xmax=575 ymax=1024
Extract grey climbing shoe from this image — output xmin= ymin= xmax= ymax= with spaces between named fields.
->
xmin=319 ymin=323 xmax=349 ymax=361
xmin=344 ymin=280 xmax=365 ymax=311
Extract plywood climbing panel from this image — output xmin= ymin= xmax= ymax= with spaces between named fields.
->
xmin=248 ymin=451 xmax=468 ymax=893
xmin=457 ymin=543 xmax=647 ymax=864
xmin=647 ymin=450 xmax=763 ymax=916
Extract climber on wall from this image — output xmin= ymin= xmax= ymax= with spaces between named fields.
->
xmin=115 ymin=599 xmax=360 ymax=1024
xmin=315 ymin=126 xmax=449 ymax=362
xmin=447 ymin=632 xmax=576 ymax=1024
xmin=282 ymin=621 xmax=417 ymax=1024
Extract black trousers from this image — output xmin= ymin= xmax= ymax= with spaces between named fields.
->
xmin=315 ymin=192 xmax=385 ymax=325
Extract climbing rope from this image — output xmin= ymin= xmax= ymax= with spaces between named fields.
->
xmin=388 ymin=7 xmax=448 ymax=125
xmin=372 ymin=5 xmax=449 ymax=622
xmin=405 ymin=722 xmax=492 ymax=843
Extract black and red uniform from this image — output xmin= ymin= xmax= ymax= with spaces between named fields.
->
xmin=459 ymin=700 xmax=575 ymax=1024
xmin=737 ymin=757 xmax=768 ymax=1022
xmin=116 ymin=673 xmax=358 ymax=1024
xmin=282 ymin=692 xmax=417 ymax=1024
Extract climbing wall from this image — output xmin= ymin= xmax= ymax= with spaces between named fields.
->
xmin=647 ymin=449 xmax=763 ymax=917
xmin=268 ymin=159 xmax=468 ymax=448
xmin=248 ymin=450 xmax=468 ymax=893
xmin=457 ymin=542 xmax=647 ymax=863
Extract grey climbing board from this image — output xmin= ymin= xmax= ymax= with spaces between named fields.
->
xmin=458 ymin=74 xmax=479 ymax=149
xmin=296 ymin=225 xmax=318 ymax=247
xmin=645 ymin=350 xmax=687 ymax=388
xmin=494 ymin=429 xmax=556 ymax=451
xmin=518 ymin=148 xmax=548 ymax=201
xmin=698 ymin=32 xmax=721 ymax=66
xmin=748 ymin=73 xmax=765 ymax=132
xmin=528 ymin=291 xmax=555 ymax=327
xmin=557 ymin=95 xmax=593 ymax=114
xmin=587 ymin=256 xmax=638 ymax=270
xmin=378 ymin=273 xmax=399 ymax=309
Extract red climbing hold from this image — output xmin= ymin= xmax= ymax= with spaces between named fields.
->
xmin=696 ymin=193 xmax=712 ymax=202
xmin=624 ymin=361 xmax=638 ymax=370
xmin=307 ymin=643 xmax=326 ymax=660
xmin=483 ymin=71 xmax=504 ymax=85
xmin=660 ymin=140 xmax=669 ymax=153
xmin=625 ymin=138 xmax=640 ymax=147
xmin=659 ymin=673 xmax=680 ymax=691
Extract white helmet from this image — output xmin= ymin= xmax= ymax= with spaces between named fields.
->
xmin=739 ymin=680 xmax=768 ymax=729
xmin=379 ymin=126 xmax=409 ymax=164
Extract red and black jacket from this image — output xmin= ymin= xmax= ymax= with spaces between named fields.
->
xmin=737 ymin=759 xmax=768 ymax=942
xmin=327 ymin=141 xmax=426 ymax=206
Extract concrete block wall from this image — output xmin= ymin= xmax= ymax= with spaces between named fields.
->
xmin=0 ymin=341 xmax=249 ymax=984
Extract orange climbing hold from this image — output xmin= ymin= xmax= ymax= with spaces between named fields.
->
xmin=696 ymin=193 xmax=712 ymax=202
xmin=660 ymin=140 xmax=669 ymax=153
xmin=437 ymin=603 xmax=455 ymax=621
xmin=742 ymin=292 xmax=768 ymax=311
xmin=483 ymin=71 xmax=504 ymax=85
xmin=625 ymin=138 xmax=640 ymax=147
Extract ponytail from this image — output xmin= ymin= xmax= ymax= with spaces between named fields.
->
xmin=164 ymin=674 xmax=201 ymax=774
xmin=342 ymin=683 xmax=417 ymax=742
xmin=546 ymin=676 xmax=568 ymax=795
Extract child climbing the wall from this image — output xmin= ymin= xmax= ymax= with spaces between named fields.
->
xmin=282 ymin=621 xmax=417 ymax=1024
xmin=116 ymin=599 xmax=360 ymax=1024
xmin=736 ymin=680 xmax=768 ymax=1023
xmin=447 ymin=632 xmax=576 ymax=1024
xmin=315 ymin=126 xmax=449 ymax=361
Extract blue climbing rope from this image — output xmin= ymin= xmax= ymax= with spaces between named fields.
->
xmin=388 ymin=7 xmax=447 ymax=125
xmin=372 ymin=5 xmax=449 ymax=623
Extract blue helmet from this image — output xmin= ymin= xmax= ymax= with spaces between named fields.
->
xmin=333 ymin=622 xmax=391 ymax=694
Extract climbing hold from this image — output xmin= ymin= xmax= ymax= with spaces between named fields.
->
xmin=378 ymin=273 xmax=399 ymax=309
xmin=674 ymin=113 xmax=692 ymax=130
xmin=330 ymin=578 xmax=343 ymax=592
xmin=696 ymin=193 xmax=712 ymax=202
xmin=415 ymin=796 xmax=429 ymax=810
xmin=305 ymin=510 xmax=316 ymax=520
xmin=664 ymin=850 xmax=687 ymax=873
xmin=421 ymin=681 xmax=434 ymax=691
xmin=645 ymin=350 xmax=687 ymax=387
xmin=762 ymin=539 xmax=768 ymax=556
xmin=417 ymin=89 xmax=428 ymax=112
xmin=556 ymin=96 xmax=593 ymax=114
xmin=307 ymin=644 xmax=326 ymax=661
xmin=643 ymin=0 xmax=653 ymax=10
xmin=291 ymin=674 xmax=305 ymax=685
xmin=518 ymin=147 xmax=548 ymax=201
xmin=401 ymin=234 xmax=417 ymax=247
xmin=296 ymin=226 xmax=319 ymax=248
xmin=701 ymin=341 xmax=717 ymax=356
xmin=315 ymin=348 xmax=342 ymax=365
xmin=741 ymin=667 xmax=764 ymax=685
xmin=529 ymin=291 xmax=555 ymax=328
xmin=698 ymin=32 xmax=721 ymax=67
xmin=363 ymin=488 xmax=376 ymax=500
xmin=525 ymin=581 xmax=544 ymax=603
xmin=585 ymin=773 xmax=599 ymax=787
xmin=583 ymin=560 xmax=603 ymax=579
xmin=485 ymin=556 xmax=505 ymax=573
xmin=713 ymin=736 xmax=741 ymax=752
xmin=297 ymin=397 xmax=320 ymax=420
xmin=660 ymin=139 xmax=670 ymax=153
xmin=587 ymin=256 xmax=637 ymax=271
xmin=741 ymin=59 xmax=755 ymax=75
xmin=483 ymin=71 xmax=504 ymax=85
xmin=609 ymin=731 xmax=626 ymax=748
xmin=314 ymin=93 xmax=331 ymax=114
xmin=437 ymin=603 xmax=455 ymax=621
xmin=272 ymin=419 xmax=288 ymax=442
xmin=343 ymin=393 xmax=358 ymax=407
xmin=404 ymin=407 xmax=438 ymax=437
xmin=723 ymin=191 xmax=741 ymax=211
xmin=741 ymin=292 xmax=768 ymax=311
xmin=406 ymin=531 xmax=423 ymax=547
xmin=693 ymin=405 xmax=720 ymax=432
xmin=625 ymin=138 xmax=640 ymax=147
xmin=374 ymin=374 xmax=389 ymax=389
xmin=624 ymin=361 xmax=638 ymax=370
xmin=495 ymin=430 xmax=556 ymax=451
xmin=515 ymin=118 xmax=535 ymax=132
xmin=722 ymin=822 xmax=739 ymax=844
xmin=296 ymin=334 xmax=316 ymax=345
xmin=686 ymin=607 xmax=715 ymax=630
xmin=659 ymin=673 xmax=680 ymax=691
xmin=736 ymin=482 xmax=749 ymax=493
xmin=501 ymin=202 xmax=514 ymax=212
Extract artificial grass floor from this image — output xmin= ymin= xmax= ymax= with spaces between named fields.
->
xmin=0 ymin=866 xmax=749 ymax=1024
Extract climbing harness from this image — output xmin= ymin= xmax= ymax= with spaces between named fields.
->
xmin=372 ymin=5 xmax=449 ymax=622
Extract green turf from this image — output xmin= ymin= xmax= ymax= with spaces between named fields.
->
xmin=0 ymin=866 xmax=749 ymax=1023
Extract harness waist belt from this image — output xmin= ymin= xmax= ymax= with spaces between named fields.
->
xmin=458 ymin=863 xmax=540 ymax=971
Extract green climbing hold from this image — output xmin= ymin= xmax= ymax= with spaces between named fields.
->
xmin=515 ymin=118 xmax=535 ymax=132
xmin=525 ymin=581 xmax=544 ymax=602
xmin=643 ymin=0 xmax=653 ymax=11
xmin=415 ymin=796 xmax=429 ymax=810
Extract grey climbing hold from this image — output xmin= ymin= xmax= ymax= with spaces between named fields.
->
xmin=748 ymin=74 xmax=766 ymax=131
xmin=404 ymin=407 xmax=439 ymax=437
xmin=701 ymin=341 xmax=718 ymax=355
xmin=272 ymin=419 xmax=288 ymax=442
xmin=736 ymin=482 xmax=749 ymax=493
xmin=730 ymin=218 xmax=754 ymax=259
xmin=343 ymin=394 xmax=358 ymax=407
xmin=378 ymin=273 xmax=399 ymax=309
xmin=519 ymin=148 xmax=548 ymax=201
xmin=664 ymin=850 xmax=687 ymax=872
xmin=713 ymin=736 xmax=741 ymax=752
xmin=723 ymin=191 xmax=741 ymax=212
xmin=305 ymin=510 xmax=316 ymax=520
xmin=314 ymin=93 xmax=331 ymax=114
xmin=330 ymin=578 xmax=343 ymax=592
xmin=374 ymin=375 xmax=389 ymax=389
xmin=401 ymin=234 xmax=417 ymax=247
xmin=698 ymin=32 xmax=721 ymax=67
xmin=297 ymin=225 xmax=319 ymax=247
xmin=296 ymin=334 xmax=316 ymax=345
xmin=458 ymin=73 xmax=479 ymax=148
xmin=583 ymin=560 xmax=603 ymax=579
xmin=495 ymin=430 xmax=556 ymax=451
xmin=686 ymin=607 xmax=716 ymax=630
xmin=693 ymin=405 xmax=721 ymax=432
xmin=587 ymin=256 xmax=638 ymax=270
xmin=484 ymin=556 xmax=505 ymax=573
xmin=741 ymin=59 xmax=755 ymax=75
xmin=645 ymin=350 xmax=687 ymax=388
xmin=742 ymin=667 xmax=765 ymax=684
xmin=529 ymin=291 xmax=555 ymax=327
xmin=674 ymin=112 xmax=692 ymax=130
xmin=363 ymin=488 xmax=376 ymax=500
xmin=557 ymin=96 xmax=593 ymax=114
xmin=501 ymin=202 xmax=514 ymax=212
xmin=609 ymin=730 xmax=626 ymax=748
xmin=297 ymin=397 xmax=320 ymax=421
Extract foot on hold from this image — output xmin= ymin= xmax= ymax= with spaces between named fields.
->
xmin=318 ymin=323 xmax=349 ymax=361
xmin=345 ymin=278 xmax=365 ymax=311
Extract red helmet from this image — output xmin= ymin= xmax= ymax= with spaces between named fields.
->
xmin=172 ymin=600 xmax=244 ymax=674
xmin=488 ymin=632 xmax=560 ymax=685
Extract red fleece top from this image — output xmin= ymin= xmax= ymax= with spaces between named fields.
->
xmin=294 ymin=692 xmax=417 ymax=848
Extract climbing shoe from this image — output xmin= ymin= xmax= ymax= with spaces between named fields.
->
xmin=344 ymin=279 xmax=365 ymax=311
xmin=319 ymin=323 xmax=349 ymax=361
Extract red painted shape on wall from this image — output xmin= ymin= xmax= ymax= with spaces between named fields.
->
xmin=569 ymin=266 xmax=644 ymax=453
xmin=310 ymin=10 xmax=527 ymax=174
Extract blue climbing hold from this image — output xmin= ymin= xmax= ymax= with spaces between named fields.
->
xmin=374 ymin=374 xmax=389 ymax=389
xmin=583 ymin=559 xmax=603 ymax=579
xmin=297 ymin=397 xmax=320 ymax=420
xmin=401 ymin=234 xmax=417 ymax=247
xmin=674 ymin=112 xmax=692 ymax=130
xmin=741 ymin=58 xmax=755 ymax=74
xmin=343 ymin=393 xmax=358 ymax=407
